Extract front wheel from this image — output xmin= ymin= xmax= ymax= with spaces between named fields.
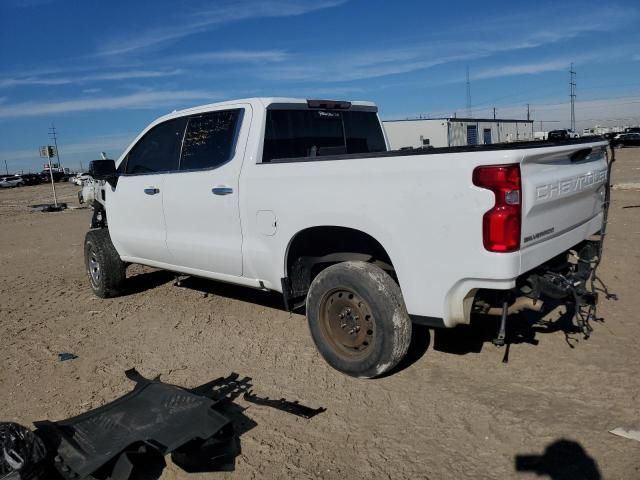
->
xmin=84 ymin=229 xmax=126 ymax=298
xmin=306 ymin=261 xmax=412 ymax=378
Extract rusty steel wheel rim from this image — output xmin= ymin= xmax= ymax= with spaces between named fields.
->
xmin=318 ymin=288 xmax=375 ymax=360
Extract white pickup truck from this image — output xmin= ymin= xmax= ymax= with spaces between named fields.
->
xmin=84 ymin=97 xmax=610 ymax=378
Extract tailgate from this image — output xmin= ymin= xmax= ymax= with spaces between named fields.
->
xmin=520 ymin=141 xmax=608 ymax=248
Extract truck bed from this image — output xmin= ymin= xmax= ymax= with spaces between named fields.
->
xmin=267 ymin=137 xmax=606 ymax=163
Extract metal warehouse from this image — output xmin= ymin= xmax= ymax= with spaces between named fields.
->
xmin=383 ymin=118 xmax=535 ymax=149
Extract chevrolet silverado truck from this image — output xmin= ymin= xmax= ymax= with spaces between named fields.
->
xmin=83 ymin=97 xmax=610 ymax=378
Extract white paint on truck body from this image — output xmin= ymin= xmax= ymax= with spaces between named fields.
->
xmin=105 ymin=97 xmax=608 ymax=327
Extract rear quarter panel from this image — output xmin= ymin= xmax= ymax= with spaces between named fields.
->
xmin=240 ymin=148 xmax=525 ymax=323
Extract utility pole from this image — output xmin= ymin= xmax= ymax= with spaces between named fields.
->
xmin=466 ymin=66 xmax=472 ymax=118
xmin=4 ymin=160 xmax=7 ymax=175
xmin=48 ymin=123 xmax=63 ymax=172
xmin=526 ymin=104 xmax=530 ymax=121
xmin=569 ymin=63 xmax=576 ymax=132
xmin=493 ymin=107 xmax=496 ymax=120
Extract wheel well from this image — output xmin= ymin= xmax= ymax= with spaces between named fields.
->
xmin=283 ymin=226 xmax=395 ymax=309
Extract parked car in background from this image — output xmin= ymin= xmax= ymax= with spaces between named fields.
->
xmin=547 ymin=129 xmax=580 ymax=140
xmin=40 ymin=170 xmax=66 ymax=182
xmin=19 ymin=173 xmax=43 ymax=185
xmin=612 ymin=133 xmax=640 ymax=148
xmin=71 ymin=172 xmax=92 ymax=185
xmin=623 ymin=127 xmax=640 ymax=134
xmin=0 ymin=175 xmax=25 ymax=188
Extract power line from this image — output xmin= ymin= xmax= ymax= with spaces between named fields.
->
xmin=466 ymin=66 xmax=472 ymax=118
xmin=569 ymin=63 xmax=576 ymax=132
xmin=48 ymin=124 xmax=63 ymax=172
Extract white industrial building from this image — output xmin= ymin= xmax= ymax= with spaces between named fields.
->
xmin=383 ymin=117 xmax=535 ymax=149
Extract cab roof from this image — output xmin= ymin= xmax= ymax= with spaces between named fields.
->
xmin=170 ymin=97 xmax=377 ymax=116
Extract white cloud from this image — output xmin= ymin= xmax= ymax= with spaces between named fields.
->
xmin=181 ymin=49 xmax=290 ymax=64
xmin=98 ymin=0 xmax=348 ymax=56
xmin=473 ymin=60 xmax=573 ymax=80
xmin=0 ymin=90 xmax=220 ymax=118
xmin=0 ymin=69 xmax=184 ymax=89
xmin=82 ymin=88 xmax=102 ymax=94
xmin=258 ymin=5 xmax=636 ymax=84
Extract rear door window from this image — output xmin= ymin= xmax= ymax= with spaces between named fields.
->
xmin=262 ymin=109 xmax=386 ymax=162
xmin=179 ymin=109 xmax=243 ymax=171
xmin=125 ymin=118 xmax=187 ymax=174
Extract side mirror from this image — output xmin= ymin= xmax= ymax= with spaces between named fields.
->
xmin=88 ymin=159 xmax=118 ymax=188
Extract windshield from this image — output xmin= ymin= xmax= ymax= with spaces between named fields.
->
xmin=262 ymin=109 xmax=387 ymax=162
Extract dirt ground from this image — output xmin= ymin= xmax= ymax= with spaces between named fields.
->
xmin=1 ymin=149 xmax=639 ymax=480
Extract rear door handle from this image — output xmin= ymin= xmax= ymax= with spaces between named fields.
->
xmin=212 ymin=186 xmax=233 ymax=195
xmin=144 ymin=187 xmax=160 ymax=195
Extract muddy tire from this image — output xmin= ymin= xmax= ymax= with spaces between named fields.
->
xmin=306 ymin=261 xmax=412 ymax=378
xmin=84 ymin=229 xmax=126 ymax=298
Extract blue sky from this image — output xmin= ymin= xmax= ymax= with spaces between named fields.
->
xmin=1 ymin=0 xmax=639 ymax=172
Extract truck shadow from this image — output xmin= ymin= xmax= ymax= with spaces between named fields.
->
xmin=125 ymin=269 xmax=176 ymax=295
xmin=176 ymin=275 xmax=287 ymax=311
xmin=124 ymin=270 xmax=286 ymax=311
xmin=380 ymin=324 xmax=431 ymax=377
xmin=122 ymin=269 xmax=593 ymax=370
xmin=433 ymin=299 xmax=589 ymax=356
xmin=123 ymin=270 xmax=432 ymax=374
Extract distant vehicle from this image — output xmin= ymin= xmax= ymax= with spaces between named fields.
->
xmin=612 ymin=133 xmax=640 ymax=148
xmin=547 ymin=129 xmax=580 ymax=140
xmin=19 ymin=173 xmax=43 ymax=186
xmin=624 ymin=127 xmax=640 ymax=134
xmin=0 ymin=175 xmax=25 ymax=188
xmin=71 ymin=172 xmax=92 ymax=185
xmin=40 ymin=170 xmax=66 ymax=182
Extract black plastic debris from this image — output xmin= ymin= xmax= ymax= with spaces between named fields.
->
xmin=243 ymin=390 xmax=326 ymax=419
xmin=1 ymin=369 xmax=254 ymax=480
xmin=30 ymin=203 xmax=67 ymax=212
xmin=57 ymin=353 xmax=77 ymax=362
xmin=1 ymin=371 xmax=324 ymax=479
xmin=0 ymin=422 xmax=49 ymax=480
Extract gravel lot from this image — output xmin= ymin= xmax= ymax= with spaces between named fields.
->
xmin=1 ymin=148 xmax=639 ymax=479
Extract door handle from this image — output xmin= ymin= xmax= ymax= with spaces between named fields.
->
xmin=212 ymin=186 xmax=233 ymax=195
xmin=144 ymin=187 xmax=160 ymax=195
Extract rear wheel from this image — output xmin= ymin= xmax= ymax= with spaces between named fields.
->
xmin=84 ymin=229 xmax=126 ymax=298
xmin=306 ymin=261 xmax=411 ymax=378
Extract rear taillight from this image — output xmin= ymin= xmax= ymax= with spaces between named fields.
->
xmin=472 ymin=164 xmax=521 ymax=253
